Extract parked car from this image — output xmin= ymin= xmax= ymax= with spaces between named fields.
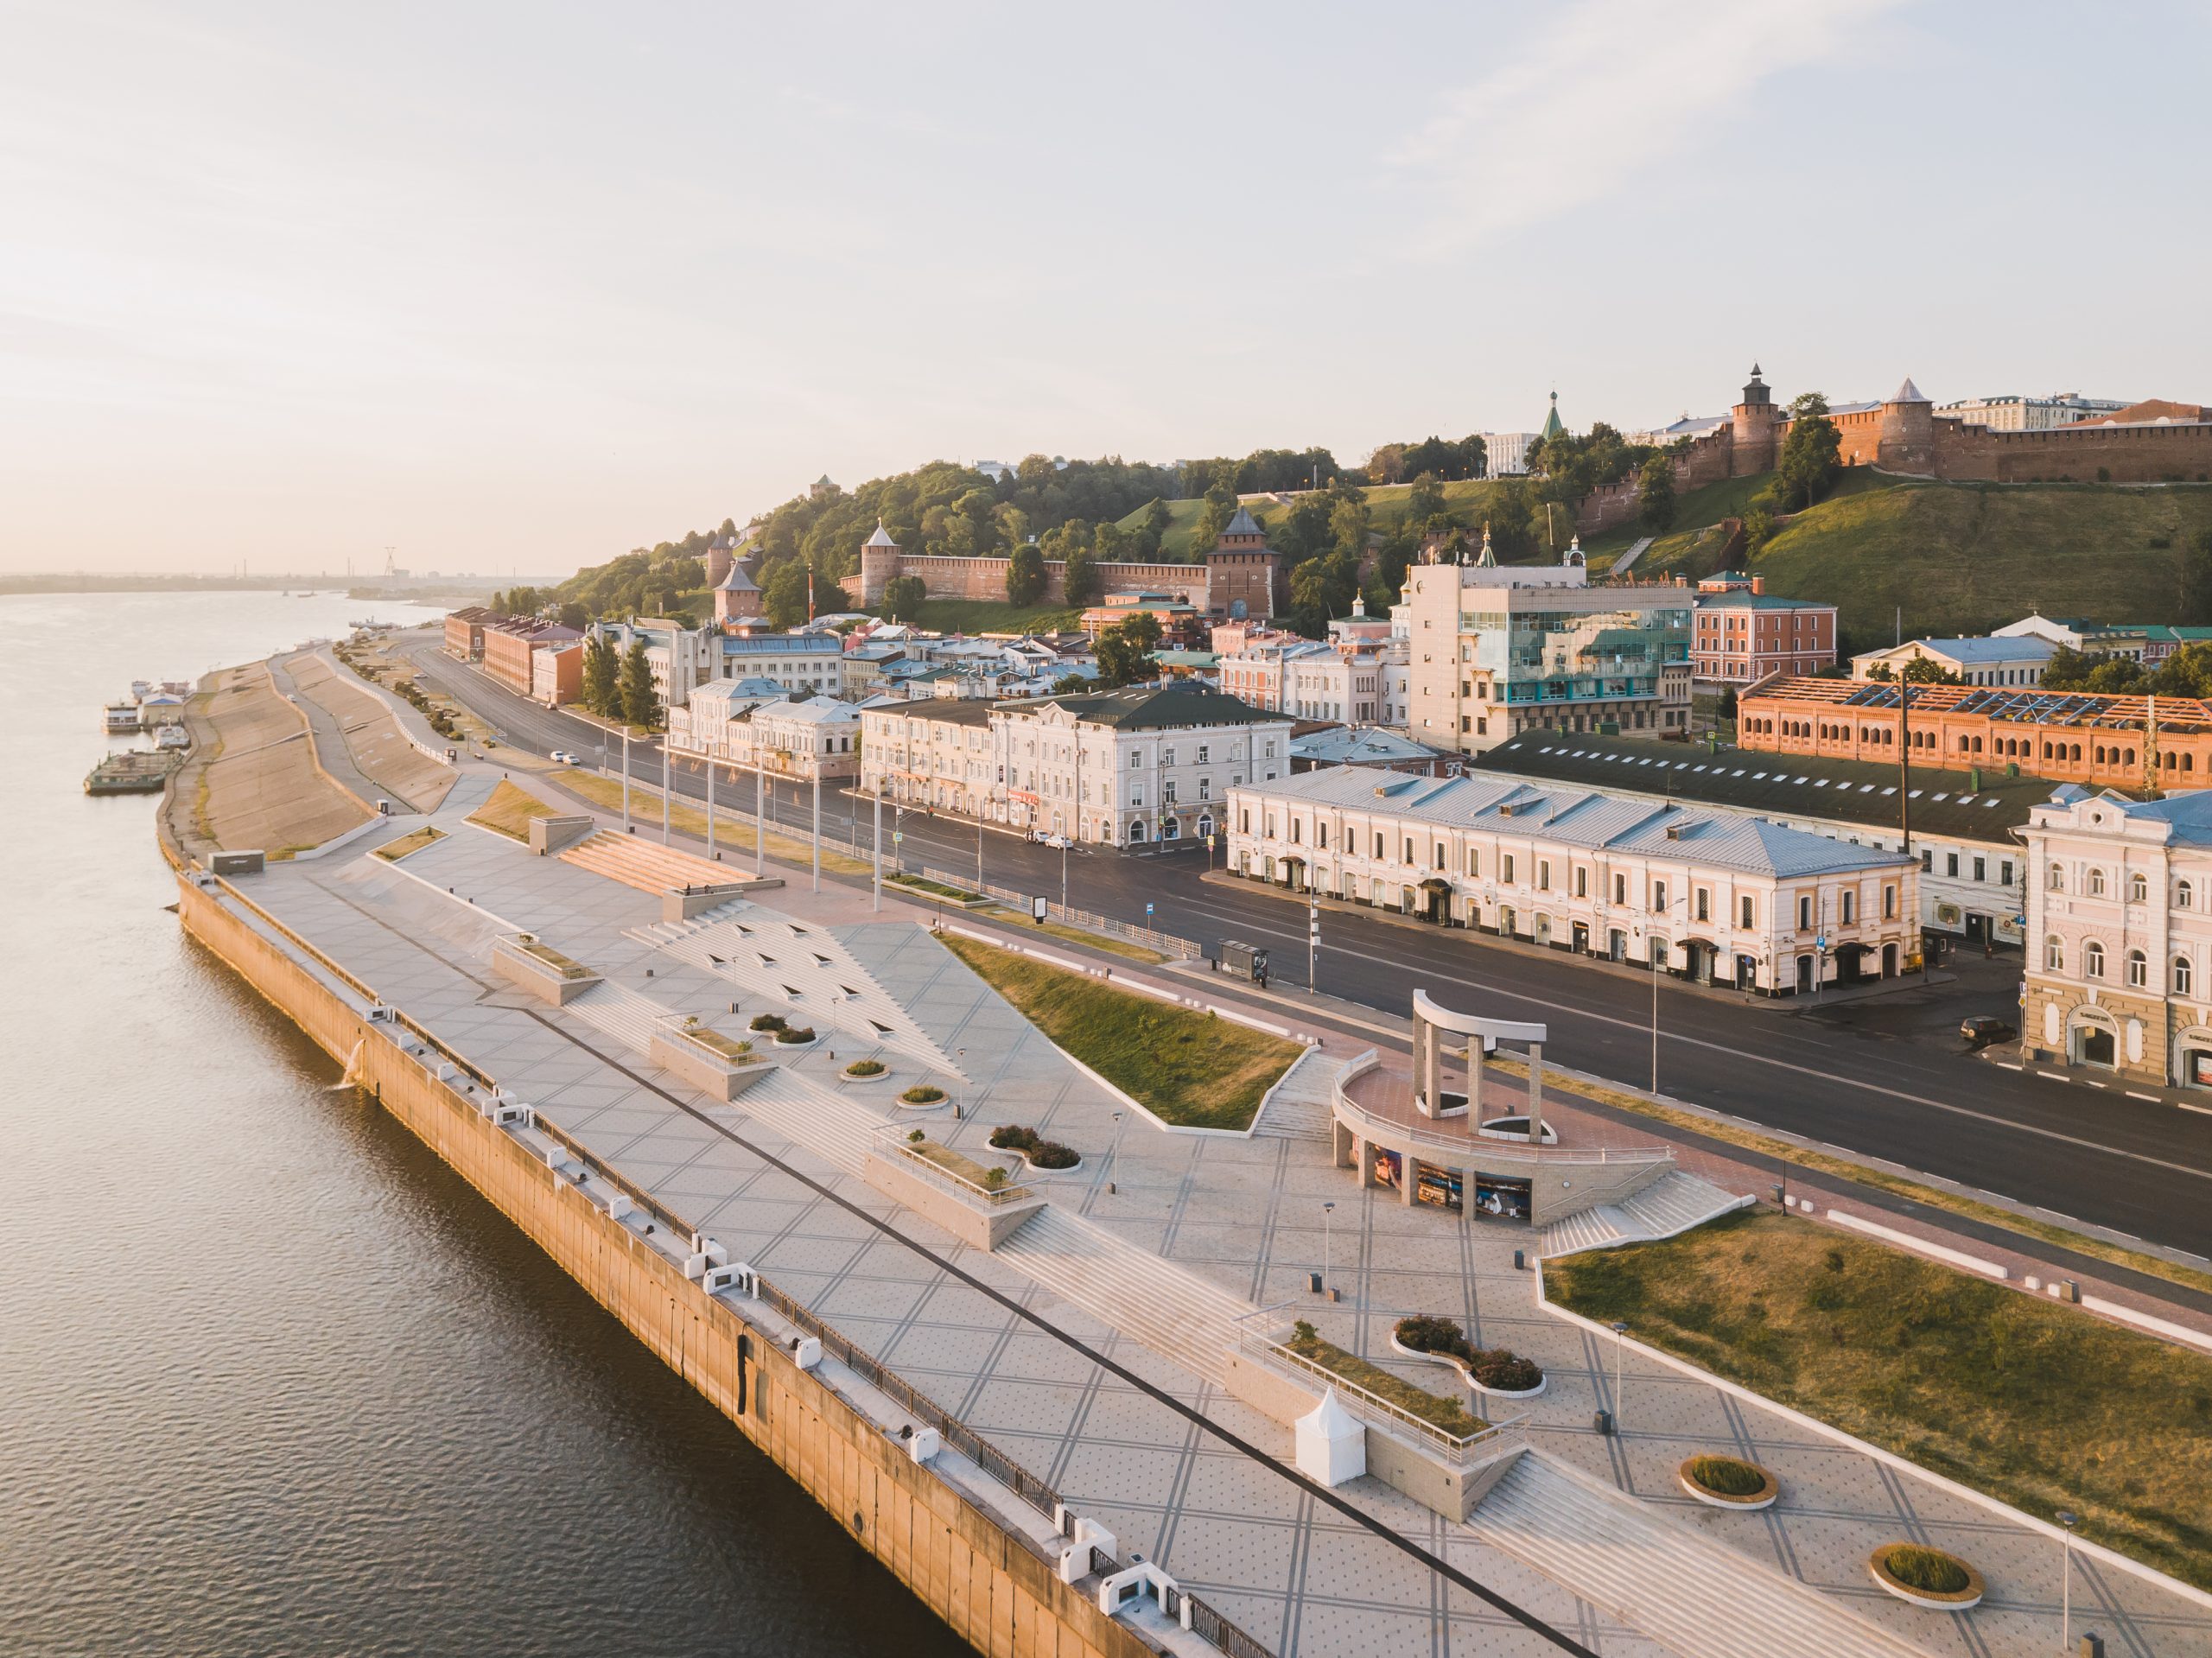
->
xmin=563 ymin=752 xmax=582 ymax=765
xmin=1040 ymin=833 xmax=1071 ymax=850
xmin=1960 ymin=1015 xmax=2018 ymax=1049
xmin=550 ymin=749 xmax=573 ymax=764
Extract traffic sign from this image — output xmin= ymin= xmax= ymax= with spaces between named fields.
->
xmin=893 ymin=831 xmax=903 ymax=843
xmin=1815 ymin=935 xmax=1827 ymax=949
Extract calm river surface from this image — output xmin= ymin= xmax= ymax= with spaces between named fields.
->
xmin=0 ymin=591 xmax=966 ymax=1656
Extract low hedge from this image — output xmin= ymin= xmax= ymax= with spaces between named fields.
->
xmin=1880 ymin=1545 xmax=1973 ymax=1597
xmin=844 ymin=1058 xmax=886 ymax=1077
xmin=1394 ymin=1314 xmax=1543 ymax=1391
xmin=773 ymin=1026 xmax=817 ymax=1044
xmin=989 ymin=1123 xmax=1078 ymax=1167
xmin=900 ymin=1084 xmax=947 ymax=1105
xmin=748 ymin=1013 xmax=787 ymax=1032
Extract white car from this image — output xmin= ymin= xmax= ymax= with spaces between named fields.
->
xmin=562 ymin=753 xmax=582 ymax=766
xmin=549 ymin=749 xmax=569 ymax=764
xmin=1039 ymin=833 xmax=1071 ymax=850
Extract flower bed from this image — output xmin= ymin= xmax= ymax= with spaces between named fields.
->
xmin=842 ymin=1058 xmax=887 ymax=1080
xmin=1389 ymin=1315 xmax=1546 ymax=1399
xmin=748 ymin=1013 xmax=786 ymax=1033
xmin=1868 ymin=1543 xmax=1984 ymax=1610
xmin=676 ymin=1023 xmax=758 ymax=1063
xmin=899 ymin=1084 xmax=947 ymax=1106
xmin=1676 ymin=1455 xmax=1779 ymax=1511
xmin=772 ymin=1026 xmax=817 ymax=1046
xmin=901 ymin=1133 xmax=1030 ymax=1201
xmin=988 ymin=1124 xmax=1081 ymax=1172
xmin=1287 ymin=1320 xmax=1483 ymax=1436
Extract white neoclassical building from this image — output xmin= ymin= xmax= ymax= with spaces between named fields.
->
xmin=668 ymin=685 xmax=861 ymax=779
xmin=2022 ymin=785 xmax=2212 ymax=1089
xmin=860 ymin=685 xmax=1293 ymax=847
xmin=1227 ymin=766 xmax=1919 ymax=995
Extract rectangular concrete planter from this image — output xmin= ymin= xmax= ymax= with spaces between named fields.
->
xmin=526 ymin=813 xmax=595 ymax=854
xmin=648 ymin=1028 xmax=774 ymax=1101
xmin=861 ymin=1149 xmax=1046 ymax=1252
xmin=492 ymin=937 xmax=602 ymax=1005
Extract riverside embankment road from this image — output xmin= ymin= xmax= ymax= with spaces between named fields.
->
xmin=405 ymin=636 xmax=2212 ymax=1261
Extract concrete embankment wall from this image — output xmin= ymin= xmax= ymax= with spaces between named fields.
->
xmin=176 ymin=875 xmax=1150 ymax=1658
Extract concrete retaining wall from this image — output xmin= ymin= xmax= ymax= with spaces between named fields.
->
xmin=176 ymin=876 xmax=1157 ymax=1658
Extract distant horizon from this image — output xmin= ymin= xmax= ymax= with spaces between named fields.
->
xmin=6 ymin=0 xmax=2207 ymax=578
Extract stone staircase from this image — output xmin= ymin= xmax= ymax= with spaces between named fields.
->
xmin=561 ymin=830 xmax=746 ymax=895
xmin=1251 ymin=1049 xmax=1340 ymax=1140
xmin=632 ymin=911 xmax=958 ymax=1077
xmin=1466 ymin=1452 xmax=1932 ymax=1658
xmin=1536 ymin=1172 xmax=1751 ymax=1260
xmin=1611 ymin=534 xmax=1656 ymax=575
xmin=565 ymin=981 xmax=680 ymax=1056
xmin=720 ymin=1067 xmax=882 ymax=1177
xmin=996 ymin=1205 xmax=1254 ymax=1385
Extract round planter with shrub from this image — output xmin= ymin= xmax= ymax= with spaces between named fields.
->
xmin=842 ymin=1058 xmax=889 ymax=1083
xmin=1867 ymin=1543 xmax=1984 ymax=1610
xmin=1676 ymin=1455 xmax=1778 ymax=1510
xmin=772 ymin=1026 xmax=817 ymax=1048
xmin=1470 ymin=1350 xmax=1546 ymax=1400
xmin=748 ymin=1013 xmax=787 ymax=1033
xmin=899 ymin=1084 xmax=948 ymax=1107
xmin=1388 ymin=1315 xmax=1546 ymax=1399
xmin=989 ymin=1122 xmax=1081 ymax=1172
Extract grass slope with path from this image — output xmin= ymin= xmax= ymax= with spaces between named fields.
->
xmin=941 ymin=933 xmax=1303 ymax=1131
xmin=899 ymin=598 xmax=1082 ymax=635
xmin=467 ymin=778 xmax=562 ymax=842
xmin=1548 ymin=1208 xmax=2212 ymax=1589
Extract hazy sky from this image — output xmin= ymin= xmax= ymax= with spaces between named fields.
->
xmin=4 ymin=1 xmax=2206 ymax=578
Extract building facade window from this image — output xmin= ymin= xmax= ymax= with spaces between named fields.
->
xmin=2127 ymin=950 xmax=2148 ymax=989
xmin=2084 ymin=940 xmax=2106 ymax=978
xmin=2177 ymin=956 xmax=2195 ymax=996
xmin=2047 ymin=936 xmax=2065 ymax=971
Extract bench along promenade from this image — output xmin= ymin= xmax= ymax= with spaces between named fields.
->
xmin=153 ymin=690 xmax=2212 ymax=1657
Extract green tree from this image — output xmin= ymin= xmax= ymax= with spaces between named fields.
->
xmin=1404 ymin=473 xmax=1448 ymax=531
xmin=1637 ymin=455 xmax=1676 ymax=532
xmin=1063 ymin=544 xmax=1102 ymax=605
xmin=1742 ymin=507 xmax=1777 ymax=556
xmin=557 ymin=600 xmax=588 ymax=632
xmin=1006 ymin=543 xmax=1046 ymax=605
xmin=881 ymin=574 xmax=929 ymax=622
xmin=1328 ymin=495 xmax=1370 ymax=562
xmin=2153 ymin=639 xmax=2212 ymax=698
xmin=1094 ymin=613 xmax=1160 ymax=686
xmin=581 ymin=632 xmax=618 ymax=716
xmin=1050 ymin=671 xmax=1091 ymax=694
xmin=762 ymin=558 xmax=811 ymax=627
xmin=1900 ymin=657 xmax=1961 ymax=685
xmin=1776 ymin=410 xmax=1842 ymax=511
xmin=617 ymin=639 xmax=660 ymax=728
xmin=1786 ymin=391 xmax=1831 ymax=420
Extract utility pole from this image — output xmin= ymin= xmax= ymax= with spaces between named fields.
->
xmin=705 ymin=755 xmax=715 ymax=857
xmin=754 ymin=746 xmax=766 ymax=879
xmin=621 ymin=727 xmax=632 ymax=832
xmin=661 ymin=735 xmax=671 ymax=844
xmin=811 ymin=769 xmax=822 ymax=893
xmin=872 ymin=786 xmax=883 ymax=912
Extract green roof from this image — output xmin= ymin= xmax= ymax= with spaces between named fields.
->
xmin=1539 ymin=391 xmax=1564 ymax=441
xmin=1028 ymin=684 xmax=1279 ymax=731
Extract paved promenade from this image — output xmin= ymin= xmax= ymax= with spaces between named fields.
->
xmin=203 ymin=765 xmax=2212 ymax=1657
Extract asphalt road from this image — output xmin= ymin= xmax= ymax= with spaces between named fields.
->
xmin=406 ymin=639 xmax=2212 ymax=1260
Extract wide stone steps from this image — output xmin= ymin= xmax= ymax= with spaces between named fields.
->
xmin=561 ymin=830 xmax=737 ymax=895
xmin=1537 ymin=1172 xmax=1746 ymax=1261
xmin=1251 ymin=1049 xmax=1340 ymax=1140
xmin=1467 ymin=1452 xmax=1931 ymax=1658
xmin=997 ymin=1204 xmax=1252 ymax=1385
xmin=721 ymin=1068 xmax=881 ymax=1177
xmin=565 ymin=982 xmax=677 ymax=1056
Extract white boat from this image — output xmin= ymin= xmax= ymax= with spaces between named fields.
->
xmin=130 ymin=679 xmax=154 ymax=701
xmin=156 ymin=725 xmax=191 ymax=751
xmin=103 ymin=701 xmax=140 ymax=734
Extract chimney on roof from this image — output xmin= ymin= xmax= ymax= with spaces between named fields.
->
xmin=1750 ymin=575 xmax=1765 ymax=595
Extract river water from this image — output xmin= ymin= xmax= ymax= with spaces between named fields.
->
xmin=0 ymin=591 xmax=966 ymax=1656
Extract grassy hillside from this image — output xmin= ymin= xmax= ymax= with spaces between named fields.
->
xmin=1640 ymin=480 xmax=2212 ymax=647
xmin=1116 ymin=478 xmax=1547 ymax=561
xmin=1582 ymin=468 xmax=1904 ymax=563
xmin=899 ymin=598 xmax=1083 ymax=635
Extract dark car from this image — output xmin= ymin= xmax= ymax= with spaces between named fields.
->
xmin=1960 ymin=1016 xmax=2018 ymax=1048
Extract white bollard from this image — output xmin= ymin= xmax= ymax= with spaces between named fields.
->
xmin=906 ymin=1426 xmax=941 ymax=1465
xmin=792 ymin=1336 xmax=822 ymax=1371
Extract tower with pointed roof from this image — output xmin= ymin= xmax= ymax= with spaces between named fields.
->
xmin=712 ymin=553 xmax=763 ymax=626
xmin=1538 ymin=390 xmax=1565 ymax=444
xmin=1204 ymin=505 xmax=1281 ymax=621
xmin=1878 ymin=375 xmax=1936 ymax=473
xmin=855 ymin=519 xmax=902 ymax=608
xmin=1729 ymin=363 xmax=1782 ymax=477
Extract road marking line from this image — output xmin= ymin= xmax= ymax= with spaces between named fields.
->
xmin=2036 ymin=1071 xmax=2069 ymax=1083
xmin=2128 ymin=1090 xmax=2164 ymax=1102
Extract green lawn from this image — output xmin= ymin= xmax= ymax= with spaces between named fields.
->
xmin=1114 ymin=478 xmax=1542 ymax=561
xmin=898 ymin=598 xmax=1082 ymax=634
xmin=1671 ymin=480 xmax=2212 ymax=648
xmin=1548 ymin=1209 xmax=2212 ymax=1589
xmin=940 ymin=933 xmax=1304 ymax=1130
xmin=467 ymin=779 xmax=560 ymax=841
xmin=372 ymin=825 xmax=446 ymax=861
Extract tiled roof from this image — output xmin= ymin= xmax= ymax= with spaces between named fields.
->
xmin=1222 ymin=506 xmax=1265 ymax=538
xmin=1238 ymin=765 xmax=1912 ymax=879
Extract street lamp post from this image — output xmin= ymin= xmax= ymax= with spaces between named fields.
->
xmin=2058 ymin=1510 xmax=2079 ymax=1651
xmin=620 ymin=727 xmax=632 ymax=832
xmin=660 ymin=734 xmax=671 ymax=843
xmin=872 ymin=785 xmax=883 ymax=913
xmin=705 ymin=754 xmax=715 ymax=857
xmin=1321 ymin=1200 xmax=1335 ymax=1297
xmin=1060 ymin=836 xmax=1070 ymax=913
xmin=1107 ymin=1110 xmax=1123 ymax=1195
xmin=753 ymin=746 xmax=766 ymax=879
xmin=811 ymin=768 xmax=822 ymax=893
xmin=1308 ymin=894 xmax=1319 ymax=995
xmin=1610 ymin=1320 xmax=1630 ymax=1428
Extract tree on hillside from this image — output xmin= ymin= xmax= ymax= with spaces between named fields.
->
xmin=581 ymin=633 xmax=618 ymax=716
xmin=2179 ymin=528 xmax=2212 ymax=625
xmin=1094 ymin=613 xmax=1161 ymax=686
xmin=1404 ymin=473 xmax=1450 ymax=534
xmin=557 ymin=600 xmax=588 ymax=632
xmin=1637 ymin=455 xmax=1676 ymax=532
xmin=1063 ymin=544 xmax=1102 ymax=605
xmin=762 ymin=558 xmax=811 ymax=628
xmin=1187 ymin=480 xmax=1238 ymax=562
xmin=1006 ymin=543 xmax=1046 ymax=606
xmin=1777 ymin=409 xmax=1842 ymax=511
xmin=1130 ymin=499 xmax=1171 ymax=559
xmin=1289 ymin=552 xmax=1360 ymax=638
xmin=1328 ymin=494 xmax=1370 ymax=562
xmin=1741 ymin=506 xmax=1777 ymax=556
xmin=618 ymin=639 xmax=660 ymax=728
xmin=880 ymin=574 xmax=929 ymax=622
xmin=1787 ymin=391 xmax=1831 ymax=420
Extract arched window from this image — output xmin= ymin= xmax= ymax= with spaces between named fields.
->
xmin=2129 ymin=873 xmax=2149 ymax=904
xmin=2127 ymin=950 xmax=2148 ymax=989
xmin=2084 ymin=940 xmax=2106 ymax=979
xmin=2176 ymin=956 xmax=2194 ymax=997
xmin=2046 ymin=936 xmax=2065 ymax=971
xmin=2088 ymin=868 xmax=2107 ymax=897
xmin=2048 ymin=862 xmax=2064 ymax=892
xmin=2179 ymin=880 xmax=2195 ymax=910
